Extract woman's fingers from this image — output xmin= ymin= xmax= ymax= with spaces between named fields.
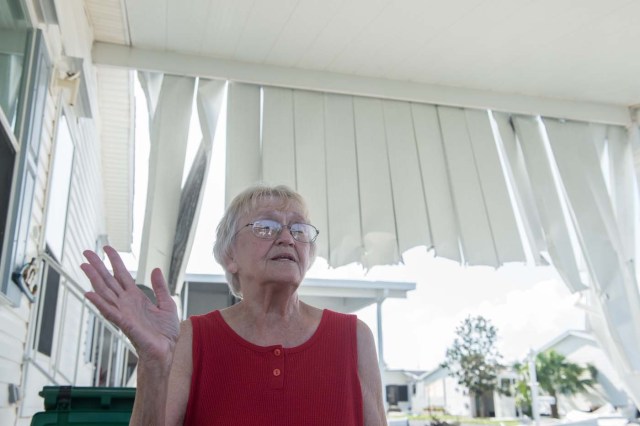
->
xmin=83 ymin=246 xmax=136 ymax=297
xmin=85 ymin=291 xmax=123 ymax=324
xmin=103 ymin=246 xmax=136 ymax=290
xmin=83 ymin=249 xmax=125 ymax=296
xmin=80 ymin=262 xmax=119 ymax=306
xmin=150 ymin=268 xmax=176 ymax=312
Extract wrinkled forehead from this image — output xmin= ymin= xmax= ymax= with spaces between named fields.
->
xmin=240 ymin=195 xmax=309 ymax=222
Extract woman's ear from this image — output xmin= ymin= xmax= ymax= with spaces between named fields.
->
xmin=223 ymin=250 xmax=238 ymax=274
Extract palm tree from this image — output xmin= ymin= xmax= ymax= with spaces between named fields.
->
xmin=514 ymin=350 xmax=597 ymax=418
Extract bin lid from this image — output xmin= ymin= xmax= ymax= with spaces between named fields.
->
xmin=38 ymin=386 xmax=136 ymax=412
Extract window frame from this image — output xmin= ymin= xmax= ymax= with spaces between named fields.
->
xmin=0 ymin=29 xmax=52 ymax=306
xmin=42 ymin=103 xmax=76 ymax=262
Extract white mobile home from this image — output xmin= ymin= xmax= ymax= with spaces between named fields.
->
xmin=539 ymin=330 xmax=637 ymax=417
xmin=412 ymin=366 xmax=517 ymax=418
xmin=2 ymin=1 xmax=640 ymax=425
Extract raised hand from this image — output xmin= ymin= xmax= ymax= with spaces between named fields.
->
xmin=81 ymin=246 xmax=180 ymax=366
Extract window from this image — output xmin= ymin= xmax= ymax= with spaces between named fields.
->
xmin=386 ymin=385 xmax=409 ymax=404
xmin=33 ymin=110 xmax=74 ymax=355
xmin=44 ymin=112 xmax=74 ymax=260
xmin=0 ymin=120 xmax=16 ymax=262
xmin=34 ymin=245 xmax=59 ymax=356
xmin=0 ymin=0 xmax=29 ymax=131
xmin=0 ymin=29 xmax=51 ymax=305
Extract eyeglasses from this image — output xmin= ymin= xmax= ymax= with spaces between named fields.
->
xmin=239 ymin=219 xmax=319 ymax=243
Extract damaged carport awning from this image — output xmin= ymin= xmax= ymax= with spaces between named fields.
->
xmin=223 ymin=82 xmax=640 ymax=406
xmin=226 ymin=83 xmax=527 ymax=269
xmin=127 ymin=72 xmax=640 ymax=407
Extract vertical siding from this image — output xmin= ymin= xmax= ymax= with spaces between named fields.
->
xmin=17 ymin=103 xmax=108 ymax=421
xmin=61 ymin=116 xmax=105 ymax=281
xmin=1 ymin=62 xmax=108 ymax=426
xmin=0 ymin=1 xmax=113 ymax=423
xmin=54 ymin=114 xmax=106 ymax=391
xmin=28 ymin=90 xmax=57 ymax=261
xmin=0 ymin=81 xmax=58 ymax=425
xmin=0 ymin=300 xmax=30 ymax=426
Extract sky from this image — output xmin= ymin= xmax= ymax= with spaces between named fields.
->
xmin=124 ymin=78 xmax=587 ymax=374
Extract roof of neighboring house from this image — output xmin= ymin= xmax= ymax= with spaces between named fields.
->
xmin=385 ymin=368 xmax=428 ymax=379
xmin=183 ymin=273 xmax=415 ymax=314
xmin=417 ymin=365 xmax=449 ymax=383
xmin=537 ymin=329 xmax=598 ymax=354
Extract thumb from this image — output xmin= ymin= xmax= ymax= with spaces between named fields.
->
xmin=150 ymin=268 xmax=175 ymax=310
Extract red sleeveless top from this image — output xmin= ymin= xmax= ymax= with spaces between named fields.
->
xmin=183 ymin=309 xmax=363 ymax=425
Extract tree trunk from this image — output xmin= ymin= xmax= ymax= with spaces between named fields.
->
xmin=550 ymin=392 xmax=559 ymax=419
xmin=475 ymin=393 xmax=485 ymax=417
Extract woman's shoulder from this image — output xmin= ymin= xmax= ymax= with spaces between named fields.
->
xmin=321 ymin=308 xmax=358 ymax=324
xmin=188 ymin=309 xmax=222 ymax=325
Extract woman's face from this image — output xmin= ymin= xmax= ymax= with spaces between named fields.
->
xmin=225 ymin=197 xmax=313 ymax=294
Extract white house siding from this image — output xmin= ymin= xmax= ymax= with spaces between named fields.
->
xmin=414 ymin=368 xmax=472 ymax=417
xmin=493 ymin=390 xmax=516 ymax=418
xmin=0 ymin=62 xmax=59 ymax=426
xmin=0 ymin=2 xmax=110 ymax=424
xmin=0 ymin=299 xmax=30 ymax=425
xmin=17 ymin=98 xmax=107 ymax=425
xmin=61 ymin=116 xmax=105 ymax=276
xmin=543 ymin=333 xmax=633 ymax=415
xmin=384 ymin=370 xmax=416 ymax=413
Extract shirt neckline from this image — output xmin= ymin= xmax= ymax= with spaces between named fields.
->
xmin=211 ymin=309 xmax=329 ymax=354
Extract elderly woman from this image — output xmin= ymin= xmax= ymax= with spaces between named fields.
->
xmin=81 ymin=184 xmax=387 ymax=425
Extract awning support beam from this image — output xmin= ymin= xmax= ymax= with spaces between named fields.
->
xmin=93 ymin=42 xmax=631 ymax=126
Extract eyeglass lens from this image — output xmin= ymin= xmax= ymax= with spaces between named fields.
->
xmin=251 ymin=220 xmax=318 ymax=242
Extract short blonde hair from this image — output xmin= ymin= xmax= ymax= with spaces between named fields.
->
xmin=213 ymin=184 xmax=317 ymax=298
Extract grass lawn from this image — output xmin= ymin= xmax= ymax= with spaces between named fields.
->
xmin=407 ymin=414 xmax=521 ymax=426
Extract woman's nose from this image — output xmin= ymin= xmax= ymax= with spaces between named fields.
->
xmin=275 ymin=226 xmax=296 ymax=245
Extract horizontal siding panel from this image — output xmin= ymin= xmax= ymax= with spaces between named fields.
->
xmin=438 ymin=106 xmax=497 ymax=266
xmin=411 ymin=103 xmax=460 ymax=262
xmin=0 ymin=308 xmax=27 ymax=341
xmin=465 ymin=109 xmax=524 ymax=263
xmin=383 ymin=99 xmax=431 ymax=253
xmin=0 ymin=407 xmax=17 ymax=425
xmin=61 ymin=117 xmax=105 ymax=278
xmin=0 ymin=360 xmax=22 ymax=384
xmin=293 ymin=90 xmax=328 ymax=260
xmin=353 ymin=96 xmax=399 ymax=266
xmin=0 ymin=332 xmax=24 ymax=364
xmin=262 ymin=87 xmax=296 ymax=187
xmin=324 ymin=93 xmax=363 ymax=267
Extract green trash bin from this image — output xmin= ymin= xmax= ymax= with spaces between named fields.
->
xmin=31 ymin=386 xmax=136 ymax=426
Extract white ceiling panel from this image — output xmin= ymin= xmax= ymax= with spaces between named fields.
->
xmin=232 ymin=0 xmax=300 ymax=63
xmin=165 ymin=0 xmax=216 ymax=54
xmin=124 ymin=0 xmax=169 ymax=48
xmin=88 ymin=0 xmax=640 ymax=106
xmin=85 ymin=0 xmax=129 ymax=44
xmin=199 ymin=0 xmax=255 ymax=58
xmin=264 ymin=0 xmax=344 ymax=67
xmin=295 ymin=0 xmax=394 ymax=71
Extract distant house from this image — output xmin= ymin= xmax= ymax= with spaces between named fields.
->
xmin=383 ymin=369 xmax=426 ymax=413
xmin=405 ymin=329 xmax=638 ymax=420
xmin=410 ymin=365 xmax=517 ymax=418
xmin=538 ymin=330 xmax=637 ymax=417
xmin=413 ymin=366 xmax=471 ymax=417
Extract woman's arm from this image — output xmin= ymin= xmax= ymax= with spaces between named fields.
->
xmin=165 ymin=320 xmax=193 ymax=425
xmin=81 ymin=246 xmax=183 ymax=425
xmin=129 ymin=320 xmax=192 ymax=426
xmin=356 ymin=319 xmax=388 ymax=426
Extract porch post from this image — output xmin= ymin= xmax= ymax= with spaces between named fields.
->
xmin=377 ymin=291 xmax=388 ymax=412
xmin=376 ymin=292 xmax=387 ymax=368
xmin=528 ymin=349 xmax=541 ymax=426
